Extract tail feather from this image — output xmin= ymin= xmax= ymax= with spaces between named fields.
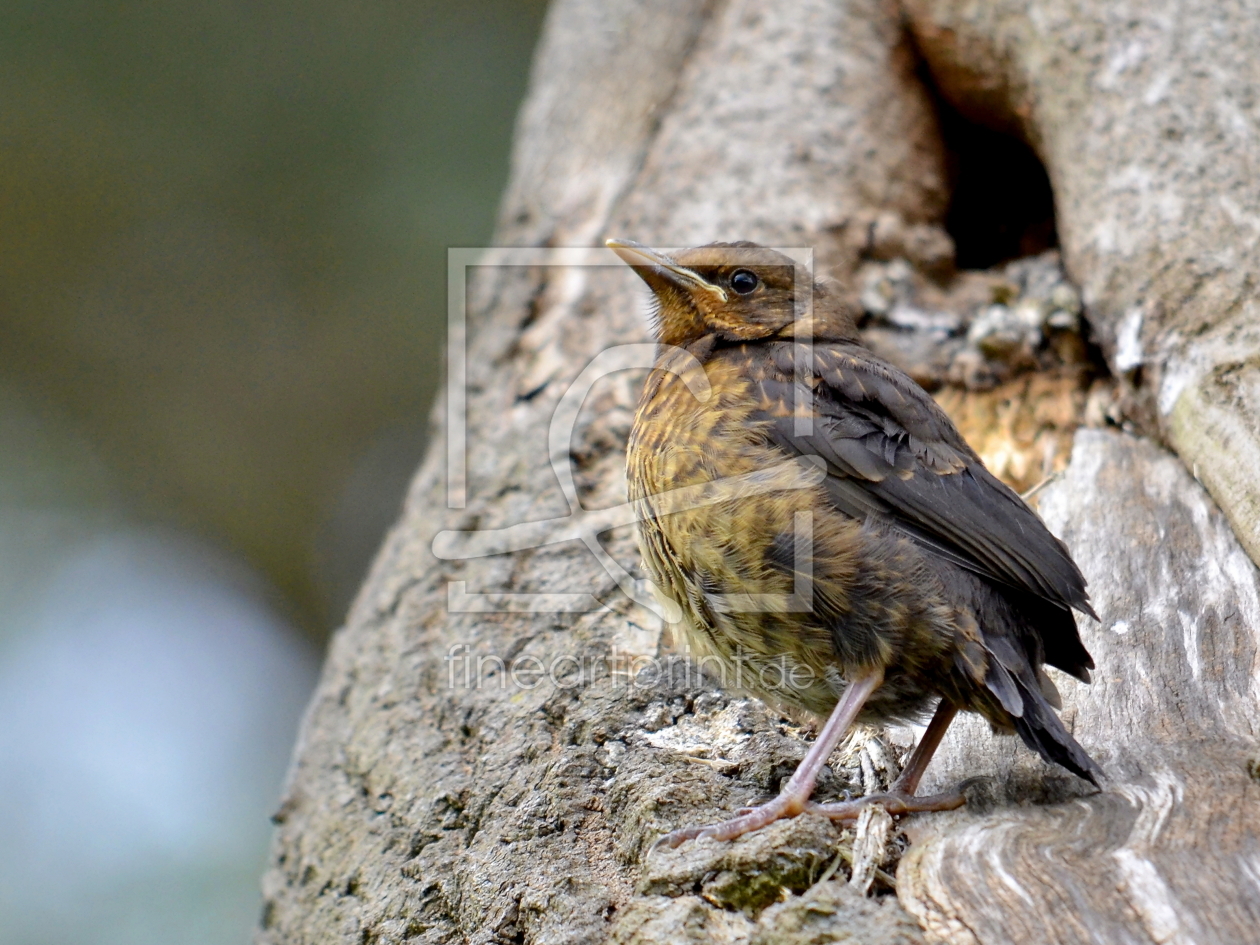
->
xmin=1010 ymin=677 xmax=1103 ymax=786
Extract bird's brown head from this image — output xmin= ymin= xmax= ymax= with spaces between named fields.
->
xmin=606 ymin=239 xmax=859 ymax=348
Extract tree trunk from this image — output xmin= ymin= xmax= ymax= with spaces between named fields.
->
xmin=257 ymin=2 xmax=1260 ymax=943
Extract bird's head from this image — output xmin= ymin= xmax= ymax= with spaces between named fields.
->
xmin=606 ymin=239 xmax=859 ymax=348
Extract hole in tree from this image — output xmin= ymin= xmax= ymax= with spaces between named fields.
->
xmin=931 ymin=92 xmax=1059 ymax=270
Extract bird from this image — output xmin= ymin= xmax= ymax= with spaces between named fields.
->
xmin=606 ymin=238 xmax=1103 ymax=848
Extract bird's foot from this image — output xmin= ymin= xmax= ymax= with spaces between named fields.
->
xmin=652 ymin=790 xmax=809 ymax=850
xmin=805 ymin=785 xmax=969 ymax=822
xmin=650 ymin=784 xmax=969 ymax=853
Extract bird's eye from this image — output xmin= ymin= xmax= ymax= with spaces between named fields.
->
xmin=729 ymin=269 xmax=759 ymax=294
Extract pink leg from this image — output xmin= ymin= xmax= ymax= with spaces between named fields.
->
xmin=806 ymin=698 xmax=968 ymax=822
xmin=654 ymin=668 xmax=885 ymax=850
xmin=890 ymin=698 xmax=957 ymax=794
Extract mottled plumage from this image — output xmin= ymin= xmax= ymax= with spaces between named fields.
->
xmin=610 ymin=239 xmax=1102 ymax=846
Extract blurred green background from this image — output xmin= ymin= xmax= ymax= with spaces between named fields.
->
xmin=2 ymin=0 xmax=546 ymax=629
xmin=0 ymin=2 xmax=546 ymax=942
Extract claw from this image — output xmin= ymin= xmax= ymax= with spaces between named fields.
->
xmin=806 ymin=786 xmax=968 ymax=822
xmin=652 ymin=780 xmax=974 ymax=852
xmin=650 ymin=792 xmax=809 ymax=849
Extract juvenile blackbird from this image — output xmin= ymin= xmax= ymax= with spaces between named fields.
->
xmin=607 ymin=238 xmax=1103 ymax=848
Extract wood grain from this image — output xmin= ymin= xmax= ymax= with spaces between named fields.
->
xmin=898 ymin=429 xmax=1260 ymax=945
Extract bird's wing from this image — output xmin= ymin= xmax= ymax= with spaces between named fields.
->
xmin=750 ymin=341 xmax=1096 ymax=623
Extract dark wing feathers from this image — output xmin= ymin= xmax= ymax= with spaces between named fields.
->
xmin=874 ymin=462 xmax=1095 ymax=617
xmin=753 ymin=341 xmax=1097 ymax=677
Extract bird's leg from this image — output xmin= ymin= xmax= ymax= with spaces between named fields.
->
xmin=889 ymin=698 xmax=956 ymax=795
xmin=654 ymin=668 xmax=884 ymax=850
xmin=806 ymin=698 xmax=968 ymax=821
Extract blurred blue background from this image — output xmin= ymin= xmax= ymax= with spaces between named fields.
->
xmin=0 ymin=2 xmax=545 ymax=942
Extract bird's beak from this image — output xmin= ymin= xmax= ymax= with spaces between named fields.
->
xmin=606 ymin=238 xmax=728 ymax=302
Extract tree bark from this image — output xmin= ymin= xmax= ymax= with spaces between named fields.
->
xmin=257 ymin=2 xmax=1260 ymax=943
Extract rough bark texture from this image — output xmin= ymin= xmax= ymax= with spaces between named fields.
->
xmin=258 ymin=2 xmax=1260 ymax=943
xmin=898 ymin=430 xmax=1260 ymax=944
xmin=904 ymin=0 xmax=1260 ymax=571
